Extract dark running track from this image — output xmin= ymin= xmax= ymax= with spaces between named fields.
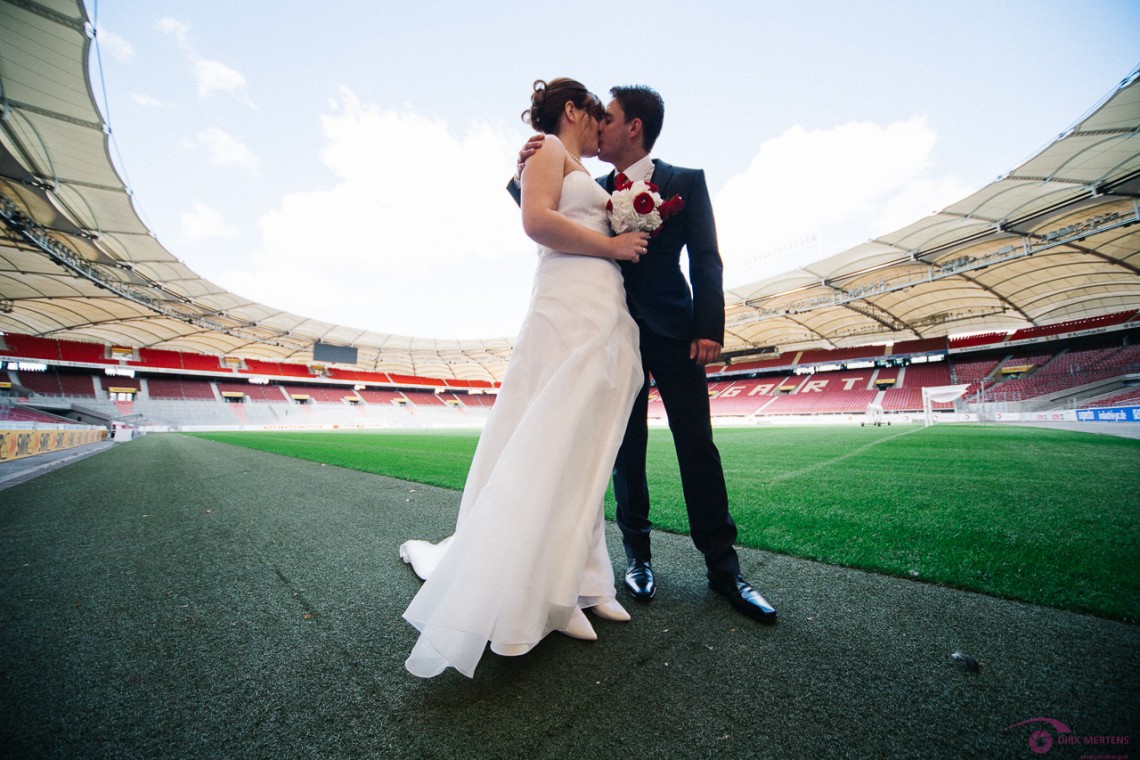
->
xmin=1 ymin=434 xmax=1136 ymax=758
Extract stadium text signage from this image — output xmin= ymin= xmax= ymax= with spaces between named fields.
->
xmin=1076 ymin=406 xmax=1140 ymax=423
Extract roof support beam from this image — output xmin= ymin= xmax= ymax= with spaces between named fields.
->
xmin=1 ymin=0 xmax=86 ymax=31
xmin=729 ymin=202 xmax=1140 ymax=329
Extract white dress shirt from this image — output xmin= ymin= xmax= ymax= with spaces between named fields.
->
xmin=620 ymin=154 xmax=655 ymax=184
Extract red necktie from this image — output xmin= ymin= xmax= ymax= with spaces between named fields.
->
xmin=614 ymin=172 xmax=631 ymax=191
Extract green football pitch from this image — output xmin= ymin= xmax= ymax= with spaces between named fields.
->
xmin=190 ymin=424 xmax=1140 ymax=621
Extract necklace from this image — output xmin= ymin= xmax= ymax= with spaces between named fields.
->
xmin=567 ymin=151 xmax=587 ymax=173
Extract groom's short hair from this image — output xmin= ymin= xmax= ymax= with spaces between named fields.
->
xmin=610 ymin=85 xmax=664 ymax=152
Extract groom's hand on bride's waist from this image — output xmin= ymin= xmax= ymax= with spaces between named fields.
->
xmin=690 ymin=338 xmax=722 ymax=366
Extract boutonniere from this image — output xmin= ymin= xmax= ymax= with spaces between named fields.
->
xmin=606 ymin=175 xmax=684 ymax=237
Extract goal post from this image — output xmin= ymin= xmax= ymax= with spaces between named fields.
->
xmin=922 ymin=384 xmax=972 ymax=427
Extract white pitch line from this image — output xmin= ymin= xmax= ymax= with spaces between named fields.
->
xmin=763 ymin=425 xmax=924 ymax=485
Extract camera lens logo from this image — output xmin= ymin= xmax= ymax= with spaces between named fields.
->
xmin=1004 ymin=717 xmax=1072 ymax=754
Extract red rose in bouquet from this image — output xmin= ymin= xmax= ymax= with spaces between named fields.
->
xmin=633 ymin=192 xmax=656 ymax=215
xmin=608 ymin=177 xmax=684 ymax=237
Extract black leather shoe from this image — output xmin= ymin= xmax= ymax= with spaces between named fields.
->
xmin=708 ymin=574 xmax=777 ymax=622
xmin=624 ymin=560 xmax=656 ymax=600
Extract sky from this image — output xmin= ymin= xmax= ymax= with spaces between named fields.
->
xmin=86 ymin=0 xmax=1140 ymax=340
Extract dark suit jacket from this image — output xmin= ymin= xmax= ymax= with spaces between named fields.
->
xmin=507 ymin=160 xmax=725 ymax=344
xmin=602 ymin=161 xmax=724 ymax=344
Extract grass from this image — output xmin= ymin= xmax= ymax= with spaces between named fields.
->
xmin=188 ymin=424 xmax=1140 ymax=621
xmin=187 ymin=428 xmax=480 ymax=491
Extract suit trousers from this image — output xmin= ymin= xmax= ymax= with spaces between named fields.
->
xmin=612 ymin=326 xmax=741 ymax=580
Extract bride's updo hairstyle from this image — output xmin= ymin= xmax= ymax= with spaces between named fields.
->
xmin=523 ymin=78 xmax=605 ymax=134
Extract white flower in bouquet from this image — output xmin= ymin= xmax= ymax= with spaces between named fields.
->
xmin=606 ymin=175 xmax=684 ymax=237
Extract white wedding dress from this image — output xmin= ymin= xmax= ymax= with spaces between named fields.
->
xmin=399 ymin=169 xmax=642 ymax=678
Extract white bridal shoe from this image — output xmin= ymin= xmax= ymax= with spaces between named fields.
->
xmin=590 ymin=600 xmax=631 ymax=622
xmin=490 ymin=641 xmax=534 ymax=657
xmin=558 ymin=607 xmax=598 ymax=641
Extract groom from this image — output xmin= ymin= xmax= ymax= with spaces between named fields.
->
xmin=512 ymin=85 xmax=776 ymax=623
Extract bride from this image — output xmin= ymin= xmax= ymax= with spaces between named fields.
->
xmin=399 ymin=78 xmax=649 ymax=678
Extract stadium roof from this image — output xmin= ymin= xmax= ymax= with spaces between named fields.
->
xmin=1 ymin=0 xmax=1138 ymax=382
xmin=724 ymin=70 xmax=1140 ymax=357
xmin=0 ymin=0 xmax=512 ymax=381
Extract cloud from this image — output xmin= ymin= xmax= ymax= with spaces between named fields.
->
xmin=96 ymin=28 xmax=134 ymax=62
xmin=180 ymin=202 xmax=236 ymax=242
xmin=194 ymin=58 xmax=251 ymax=102
xmin=715 ymin=117 xmax=974 ymax=285
xmin=157 ymin=17 xmax=252 ymax=106
xmin=200 ymin=101 xmax=983 ymax=339
xmin=132 ymin=93 xmax=167 ymax=108
xmin=215 ymin=89 xmax=533 ymax=338
xmin=156 ymin=17 xmax=189 ymax=43
xmin=191 ymin=127 xmax=260 ymax=171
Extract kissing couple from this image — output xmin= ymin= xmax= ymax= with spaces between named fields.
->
xmin=398 ymin=77 xmax=776 ymax=679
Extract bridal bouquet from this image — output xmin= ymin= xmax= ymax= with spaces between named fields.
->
xmin=607 ymin=175 xmax=684 ymax=237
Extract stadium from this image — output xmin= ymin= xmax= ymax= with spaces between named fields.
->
xmin=1 ymin=13 xmax=1139 ymax=436
xmin=1 ymin=2 xmax=1137 ymax=758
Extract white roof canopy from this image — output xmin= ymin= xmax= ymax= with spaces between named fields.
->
xmin=723 ymin=71 xmax=1140 ymax=355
